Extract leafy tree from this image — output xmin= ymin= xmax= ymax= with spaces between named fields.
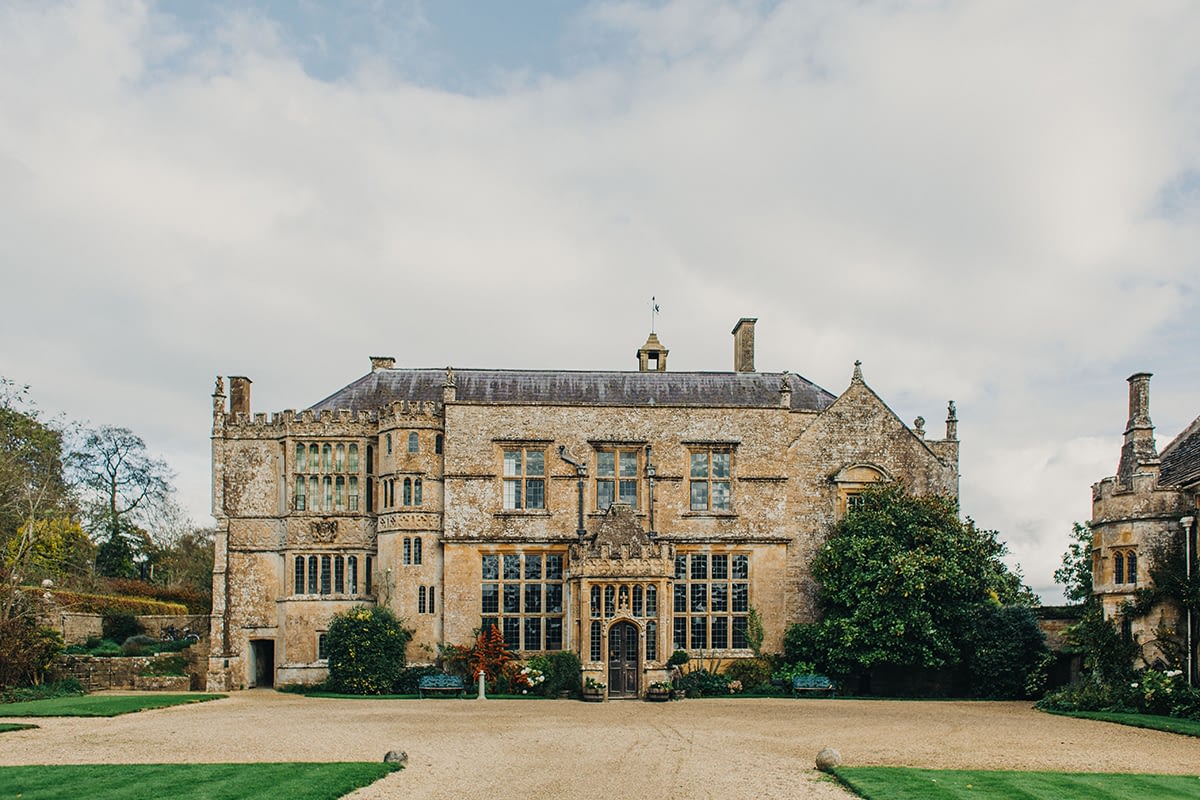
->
xmin=69 ymin=426 xmax=173 ymax=577
xmin=1053 ymin=522 xmax=1094 ymax=604
xmin=324 ymin=605 xmax=412 ymax=694
xmin=788 ymin=483 xmax=1043 ymax=696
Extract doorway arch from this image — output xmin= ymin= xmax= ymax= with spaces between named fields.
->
xmin=607 ymin=621 xmax=639 ymax=697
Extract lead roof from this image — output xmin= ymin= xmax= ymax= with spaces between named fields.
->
xmin=1160 ymin=414 xmax=1200 ymax=489
xmin=309 ymin=368 xmax=836 ymax=413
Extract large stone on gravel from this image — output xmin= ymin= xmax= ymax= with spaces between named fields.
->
xmin=384 ymin=750 xmax=408 ymax=765
xmin=815 ymin=747 xmax=841 ymax=772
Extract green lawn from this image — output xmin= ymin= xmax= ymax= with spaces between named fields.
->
xmin=0 ymin=763 xmax=399 ymax=800
xmin=0 ymin=694 xmax=225 ymax=717
xmin=836 ymin=767 xmax=1200 ymax=800
xmin=1042 ymin=709 xmax=1200 ymax=738
xmin=0 ymin=723 xmax=37 ymax=732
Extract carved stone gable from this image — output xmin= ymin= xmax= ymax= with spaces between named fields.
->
xmin=568 ymin=504 xmax=673 ymax=579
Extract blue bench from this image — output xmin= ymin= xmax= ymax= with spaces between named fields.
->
xmin=792 ymin=674 xmax=835 ymax=698
xmin=418 ymin=673 xmax=465 ymax=699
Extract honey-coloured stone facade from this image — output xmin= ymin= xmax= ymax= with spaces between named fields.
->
xmin=207 ymin=322 xmax=960 ymax=694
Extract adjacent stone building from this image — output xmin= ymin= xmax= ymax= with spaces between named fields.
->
xmin=207 ymin=319 xmax=960 ymax=694
xmin=1091 ymin=373 xmax=1200 ymax=681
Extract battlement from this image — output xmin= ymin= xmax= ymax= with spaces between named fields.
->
xmin=382 ymin=400 xmax=442 ymax=420
xmin=219 ymin=407 xmax=381 ymax=430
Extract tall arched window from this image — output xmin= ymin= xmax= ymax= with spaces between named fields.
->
xmin=646 ymin=585 xmax=658 ymax=616
xmin=428 ymin=586 xmax=435 ymax=614
xmin=1114 ymin=552 xmax=1125 ymax=584
xmin=590 ymin=586 xmax=600 ymax=617
xmin=403 ymin=478 xmax=412 ymax=506
xmin=322 ymin=444 xmax=333 ymax=472
xmin=309 ymin=444 xmax=319 ymax=473
xmin=590 ymin=620 xmax=602 ymax=661
xmin=335 ymin=444 xmax=345 ymax=472
xmin=418 ymin=586 xmax=427 ymax=614
xmin=334 ymin=556 xmax=344 ymax=593
xmin=294 ymin=556 xmax=305 ymax=594
xmin=646 ymin=621 xmax=657 ymax=661
xmin=296 ymin=443 xmax=306 ymax=472
xmin=1126 ymin=552 xmax=1138 ymax=585
xmin=403 ymin=538 xmax=412 ymax=565
xmin=347 ymin=556 xmax=358 ymax=594
xmin=414 ymin=478 xmax=422 ymax=506
xmin=413 ymin=537 xmax=422 ymax=565
xmin=386 ymin=433 xmax=392 ymax=454
xmin=348 ymin=444 xmax=359 ymax=472
xmin=307 ymin=555 xmax=318 ymax=594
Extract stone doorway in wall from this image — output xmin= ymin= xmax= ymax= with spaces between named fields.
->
xmin=250 ymin=639 xmax=275 ymax=688
xmin=607 ymin=621 xmax=639 ymax=697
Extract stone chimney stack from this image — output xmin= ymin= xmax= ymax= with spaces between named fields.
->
xmin=370 ymin=356 xmax=396 ymax=372
xmin=1118 ymin=372 xmax=1159 ymax=487
xmin=229 ymin=376 xmax=252 ymax=417
xmin=732 ymin=318 xmax=757 ymax=373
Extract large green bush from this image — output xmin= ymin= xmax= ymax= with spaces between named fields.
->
xmin=961 ymin=604 xmax=1051 ymax=699
xmin=324 ymin=606 xmax=412 ymax=695
xmin=527 ymin=651 xmax=581 ymax=697
xmin=722 ymin=657 xmax=773 ymax=691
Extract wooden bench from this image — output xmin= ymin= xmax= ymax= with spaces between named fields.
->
xmin=418 ymin=673 xmax=465 ymax=699
xmin=792 ymin=674 xmax=835 ymax=698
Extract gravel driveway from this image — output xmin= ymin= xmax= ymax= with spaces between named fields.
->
xmin=3 ymin=691 xmax=1198 ymax=799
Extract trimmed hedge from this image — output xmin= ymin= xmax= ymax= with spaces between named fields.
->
xmin=34 ymin=588 xmax=188 ymax=616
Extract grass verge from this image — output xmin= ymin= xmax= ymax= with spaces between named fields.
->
xmin=835 ymin=767 xmax=1200 ymax=799
xmin=1040 ymin=709 xmax=1200 ymax=738
xmin=0 ymin=694 xmax=225 ymax=717
xmin=0 ymin=762 xmax=399 ymax=800
xmin=0 ymin=723 xmax=38 ymax=733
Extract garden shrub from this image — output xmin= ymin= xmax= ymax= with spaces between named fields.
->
xmin=527 ymin=651 xmax=581 ymax=697
xmin=0 ymin=615 xmax=63 ymax=689
xmin=722 ymin=657 xmax=773 ymax=691
xmin=961 ymin=604 xmax=1050 ymax=699
xmin=137 ymin=655 xmax=187 ymax=677
xmin=678 ymin=668 xmax=729 ymax=697
xmin=325 ymin=605 xmax=412 ymax=695
xmin=120 ymin=635 xmax=159 ymax=656
xmin=101 ymin=613 xmax=143 ymax=644
xmin=667 ymin=649 xmax=690 ymax=668
xmin=0 ymin=678 xmax=84 ymax=704
xmin=441 ymin=625 xmax=529 ymax=693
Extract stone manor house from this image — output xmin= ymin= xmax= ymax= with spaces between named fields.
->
xmin=207 ymin=319 xmax=960 ymax=694
xmin=1091 ymin=373 xmax=1199 ymax=681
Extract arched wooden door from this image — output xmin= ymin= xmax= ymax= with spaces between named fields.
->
xmin=607 ymin=621 xmax=639 ymax=697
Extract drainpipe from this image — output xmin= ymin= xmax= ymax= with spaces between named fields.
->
xmin=558 ymin=446 xmax=588 ymax=539
xmin=1183 ymin=515 xmax=1195 ymax=687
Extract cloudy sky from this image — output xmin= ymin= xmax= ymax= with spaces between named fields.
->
xmin=2 ymin=0 xmax=1198 ymax=602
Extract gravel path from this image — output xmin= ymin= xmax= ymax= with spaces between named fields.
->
xmin=3 ymin=691 xmax=1198 ymax=799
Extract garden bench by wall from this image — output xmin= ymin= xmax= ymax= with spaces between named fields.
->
xmin=418 ymin=674 xmax=465 ymax=698
xmin=792 ymin=674 xmax=835 ymax=698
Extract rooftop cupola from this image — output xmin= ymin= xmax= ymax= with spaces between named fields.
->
xmin=637 ymin=333 xmax=669 ymax=372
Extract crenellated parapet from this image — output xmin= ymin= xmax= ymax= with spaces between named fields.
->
xmin=215 ymin=406 xmax=381 ymax=440
xmin=1092 ymin=474 xmax=1189 ymax=525
xmin=379 ymin=399 xmax=444 ymax=429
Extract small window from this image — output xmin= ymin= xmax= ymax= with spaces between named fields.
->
xmin=348 ymin=556 xmax=358 ymax=594
xmin=336 ymin=444 xmax=346 ymax=472
xmin=403 ymin=478 xmax=412 ymax=506
xmin=428 ymin=586 xmax=436 ymax=614
xmin=307 ymin=555 xmax=318 ymax=594
xmin=403 ymin=538 xmax=412 ymax=565
xmin=1127 ymin=552 xmax=1138 ymax=585
xmin=366 ymin=445 xmax=374 ymax=475
xmin=320 ymin=555 xmax=331 ymax=594
xmin=503 ymin=448 xmax=545 ymax=510
xmin=418 ymin=586 xmax=427 ymax=614
xmin=294 ymin=476 xmax=306 ymax=511
xmin=386 ymin=433 xmax=392 ymax=455
xmin=408 ymin=432 xmax=419 ymax=453
xmin=322 ymin=444 xmax=333 ymax=472
xmin=846 ymin=493 xmax=866 ymax=512
xmin=646 ymin=620 xmax=657 ymax=661
xmin=318 ymin=633 xmax=328 ymax=661
xmin=413 ymin=537 xmax=422 ymax=565
xmin=1114 ymin=553 xmax=1125 ymax=585
xmin=590 ymin=620 xmax=602 ymax=661
xmin=335 ymin=476 xmax=345 ymax=510
xmin=294 ymin=556 xmax=305 ymax=594
xmin=334 ymin=556 xmax=344 ymax=594
xmin=323 ymin=476 xmax=333 ymax=510
xmin=348 ymin=477 xmax=359 ymax=511
xmin=309 ymin=476 xmax=319 ymax=511
xmin=596 ymin=448 xmax=639 ymax=510
xmin=435 ymin=434 xmax=443 ymax=454
xmin=348 ymin=444 xmax=359 ymax=473
xmin=689 ymin=449 xmax=731 ymax=511
xmin=309 ymin=444 xmax=319 ymax=473
xmin=296 ymin=443 xmax=307 ymax=473
xmin=365 ymin=556 xmax=373 ymax=595
xmin=366 ymin=477 xmax=374 ymax=513
xmin=413 ymin=478 xmax=422 ymax=506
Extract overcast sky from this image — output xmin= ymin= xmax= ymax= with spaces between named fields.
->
xmin=2 ymin=1 xmax=1198 ymax=603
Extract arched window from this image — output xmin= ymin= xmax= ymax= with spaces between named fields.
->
xmin=307 ymin=555 xmax=318 ymax=594
xmin=294 ymin=556 xmax=305 ymax=594
xmin=646 ymin=621 xmax=657 ymax=661
xmin=646 ymin=585 xmax=658 ymax=616
xmin=414 ymin=478 xmax=422 ymax=506
xmin=403 ymin=478 xmax=412 ymax=506
xmin=1127 ymin=552 xmax=1138 ymax=585
xmin=296 ymin=443 xmax=306 ymax=472
xmin=413 ymin=537 xmax=422 ymax=565
xmin=418 ymin=586 xmax=427 ymax=614
xmin=294 ymin=475 xmax=306 ymax=511
xmin=590 ymin=586 xmax=600 ymax=617
xmin=403 ymin=538 xmax=412 ymax=565
xmin=336 ymin=444 xmax=345 ymax=472
xmin=349 ymin=477 xmax=359 ymax=511
xmin=348 ymin=444 xmax=359 ymax=472
xmin=428 ymin=586 xmax=435 ymax=614
xmin=1114 ymin=552 xmax=1125 ymax=584
xmin=323 ymin=476 xmax=333 ymax=510
xmin=334 ymin=556 xmax=344 ymax=593
xmin=335 ymin=476 xmax=345 ymax=510
xmin=309 ymin=444 xmax=319 ymax=473
xmin=322 ymin=444 xmax=333 ymax=472
xmin=604 ymin=586 xmax=615 ymax=617
xmin=408 ymin=432 xmax=419 ymax=452
xmin=309 ymin=476 xmax=319 ymax=510
xmin=348 ymin=556 xmax=358 ymax=594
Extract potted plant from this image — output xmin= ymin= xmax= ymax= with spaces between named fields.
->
xmin=582 ymin=676 xmax=606 ymax=701
xmin=645 ymin=680 xmax=671 ymax=702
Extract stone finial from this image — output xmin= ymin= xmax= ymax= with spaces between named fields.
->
xmin=946 ymin=401 xmax=958 ymax=441
xmin=851 ymin=360 xmax=864 ymax=384
xmin=913 ymin=416 xmax=925 ymax=438
xmin=444 ymin=366 xmax=456 ymax=387
xmin=443 ymin=366 xmax=457 ymax=403
xmin=779 ymin=371 xmax=792 ymax=408
xmin=213 ymin=375 xmax=225 ymax=397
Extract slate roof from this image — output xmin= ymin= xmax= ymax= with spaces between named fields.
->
xmin=1160 ymin=413 xmax=1200 ymax=489
xmin=309 ymin=368 xmax=837 ymax=413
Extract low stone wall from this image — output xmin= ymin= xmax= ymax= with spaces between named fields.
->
xmin=61 ymin=613 xmax=103 ymax=644
xmin=55 ymin=648 xmax=208 ymax=692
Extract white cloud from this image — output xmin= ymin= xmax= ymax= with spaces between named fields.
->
xmin=1 ymin=0 xmax=1198 ymax=601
